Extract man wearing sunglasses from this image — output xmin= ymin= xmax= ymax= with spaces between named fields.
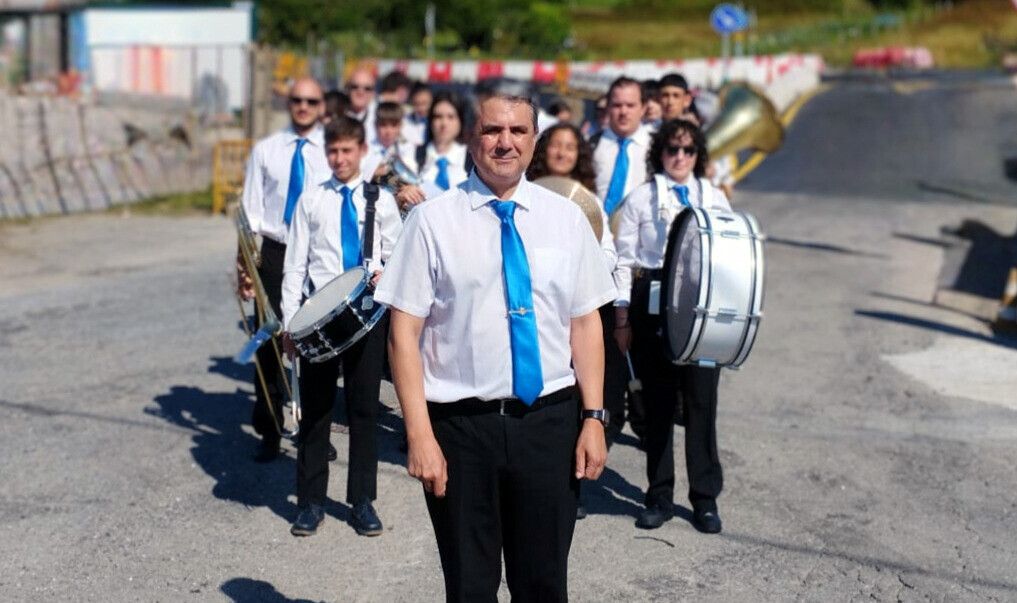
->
xmin=345 ymin=67 xmax=378 ymax=145
xmin=240 ymin=77 xmax=332 ymax=463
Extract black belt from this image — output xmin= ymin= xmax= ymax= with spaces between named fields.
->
xmin=427 ymin=386 xmax=575 ymax=420
xmin=633 ymin=266 xmax=664 ymax=280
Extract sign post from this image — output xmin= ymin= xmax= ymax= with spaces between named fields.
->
xmin=710 ymin=3 xmax=749 ymax=82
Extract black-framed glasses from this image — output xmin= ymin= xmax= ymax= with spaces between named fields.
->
xmin=347 ymin=84 xmax=374 ymax=92
xmin=664 ymin=144 xmax=697 ymax=157
xmin=289 ymin=96 xmax=322 ymax=107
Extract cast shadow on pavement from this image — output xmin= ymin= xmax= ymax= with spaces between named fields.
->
xmin=220 ymin=577 xmax=320 ymax=603
xmin=765 ymin=236 xmax=888 ymax=259
xmin=581 ymin=466 xmax=648 ymax=519
xmin=854 ymin=310 xmax=1017 ymax=350
xmin=148 ymin=383 xmax=297 ymax=523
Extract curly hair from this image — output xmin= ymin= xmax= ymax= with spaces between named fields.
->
xmin=647 ymin=118 xmax=709 ymax=179
xmin=526 ymin=123 xmax=597 ymax=192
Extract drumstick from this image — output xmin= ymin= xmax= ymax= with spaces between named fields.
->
xmin=625 ymin=352 xmax=642 ymax=392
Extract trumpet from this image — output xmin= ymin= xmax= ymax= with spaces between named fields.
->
xmin=233 ymin=206 xmax=300 ymax=439
xmin=376 ymin=145 xmax=422 ymax=194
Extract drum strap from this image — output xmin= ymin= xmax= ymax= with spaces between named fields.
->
xmin=362 ymin=183 xmax=379 ymax=265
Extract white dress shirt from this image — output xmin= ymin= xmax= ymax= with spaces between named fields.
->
xmin=613 ymin=174 xmax=731 ymax=304
xmin=401 ymin=114 xmax=427 ymax=148
xmin=349 ymin=101 xmax=378 ymax=146
xmin=241 ymin=125 xmax=331 ymax=244
xmin=281 ymin=174 xmax=403 ymax=329
xmin=592 ymin=125 xmax=652 ymax=205
xmin=401 ymin=141 xmax=470 ymax=196
xmin=359 ymin=141 xmax=398 ymax=184
xmin=374 ymin=172 xmax=617 ymax=403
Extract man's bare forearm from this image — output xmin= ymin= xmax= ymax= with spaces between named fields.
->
xmin=570 ymin=310 xmax=605 ymax=411
xmin=387 ymin=309 xmax=434 ymax=440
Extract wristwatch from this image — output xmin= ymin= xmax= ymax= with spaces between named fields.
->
xmin=581 ymin=408 xmax=610 ymax=427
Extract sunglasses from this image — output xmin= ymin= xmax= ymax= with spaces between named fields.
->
xmin=289 ymin=96 xmax=322 ymax=107
xmin=664 ymin=144 xmax=698 ymax=157
xmin=347 ymin=84 xmax=374 ymax=92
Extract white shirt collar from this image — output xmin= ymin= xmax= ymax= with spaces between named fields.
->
xmin=465 ymin=170 xmax=533 ymax=211
xmin=285 ymin=124 xmax=324 ymax=147
xmin=604 ymin=124 xmax=649 ymax=144
xmin=664 ymin=173 xmax=695 ymax=188
xmin=330 ymin=173 xmax=364 ymax=192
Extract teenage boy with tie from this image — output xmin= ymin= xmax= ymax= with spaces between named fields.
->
xmin=281 ymin=117 xmax=402 ymax=537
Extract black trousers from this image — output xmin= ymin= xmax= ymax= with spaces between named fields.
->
xmin=296 ymin=313 xmax=388 ymax=507
xmin=252 ymin=238 xmax=286 ymax=440
xmin=424 ymin=393 xmax=580 ymax=603
xmin=629 ymin=276 xmax=723 ymax=512
xmin=599 ymin=304 xmax=630 ymax=445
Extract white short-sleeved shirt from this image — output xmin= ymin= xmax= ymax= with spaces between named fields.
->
xmin=613 ymin=174 xmax=731 ymax=303
xmin=241 ymin=126 xmax=331 ymax=244
xmin=281 ymin=175 xmax=403 ymax=329
xmin=374 ymin=172 xmax=617 ymax=403
xmin=400 ymin=142 xmax=470 ymax=197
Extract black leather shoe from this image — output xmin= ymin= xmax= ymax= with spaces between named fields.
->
xmin=254 ymin=436 xmax=281 ymax=463
xmin=693 ymin=508 xmax=722 ymax=534
xmin=635 ymin=501 xmax=674 ymax=529
xmin=576 ymin=502 xmax=588 ymax=520
xmin=290 ymin=504 xmax=325 ymax=536
xmin=327 ymin=442 xmax=338 ymax=462
xmin=350 ymin=500 xmax=383 ymax=536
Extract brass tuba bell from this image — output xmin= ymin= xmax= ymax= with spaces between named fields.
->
xmin=705 ymin=82 xmax=784 ymax=158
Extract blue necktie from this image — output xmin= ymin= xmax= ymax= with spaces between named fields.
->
xmin=491 ymin=201 xmax=543 ymax=405
xmin=283 ymin=138 xmax=307 ymax=226
xmin=673 ymin=184 xmax=690 ymax=207
xmin=435 ymin=156 xmax=450 ymax=191
xmin=340 ymin=185 xmax=361 ymax=270
xmin=603 ymin=137 xmax=630 ymax=215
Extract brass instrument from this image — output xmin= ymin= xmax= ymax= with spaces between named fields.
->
xmin=532 ymin=176 xmax=604 ymax=242
xmin=704 ymin=82 xmax=784 ymax=158
xmin=233 ymin=206 xmax=300 ymax=439
xmin=375 ymin=145 xmax=423 ymax=219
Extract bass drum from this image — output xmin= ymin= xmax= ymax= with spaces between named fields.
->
xmin=661 ymin=207 xmax=764 ymax=368
xmin=288 ymin=267 xmax=387 ymax=363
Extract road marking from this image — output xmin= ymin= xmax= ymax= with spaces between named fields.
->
xmin=732 ymin=83 xmax=831 ymax=183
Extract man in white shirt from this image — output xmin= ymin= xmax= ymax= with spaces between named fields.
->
xmin=401 ymin=82 xmax=431 ymax=149
xmin=590 ymin=76 xmax=653 ymax=444
xmin=376 ymin=91 xmax=615 ymax=602
xmin=281 ymin=117 xmax=402 ymax=538
xmin=345 ymin=67 xmax=377 ymax=144
xmin=360 ymin=101 xmax=405 ymax=184
xmin=240 ymin=77 xmax=330 ymax=462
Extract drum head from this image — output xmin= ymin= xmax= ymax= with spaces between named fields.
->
xmin=661 ymin=210 xmax=703 ymax=362
xmin=288 ymin=267 xmax=366 ymax=333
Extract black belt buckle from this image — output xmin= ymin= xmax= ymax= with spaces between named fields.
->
xmin=497 ymin=398 xmax=514 ymax=416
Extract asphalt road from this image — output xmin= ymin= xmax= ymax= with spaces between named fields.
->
xmin=1 ymin=73 xmax=1016 ymax=602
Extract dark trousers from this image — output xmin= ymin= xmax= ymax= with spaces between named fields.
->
xmin=252 ymin=238 xmax=286 ymax=441
xmin=425 ymin=394 xmax=580 ymax=603
xmin=296 ymin=313 xmax=388 ymax=507
xmin=599 ymin=304 xmax=630 ymax=445
xmin=629 ymin=276 xmax=723 ymax=512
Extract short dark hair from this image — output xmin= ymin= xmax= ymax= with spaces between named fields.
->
xmin=475 ymin=81 xmax=538 ymax=132
xmin=607 ymin=76 xmax=646 ymax=105
xmin=323 ymin=89 xmax=350 ymax=121
xmin=642 ymin=79 xmax=661 ymax=102
xmin=379 ymin=70 xmax=411 ymax=94
xmin=409 ymin=81 xmax=431 ymax=100
xmin=659 ymin=73 xmax=689 ymax=91
xmin=647 ymin=118 xmax=709 ymax=178
xmin=375 ymin=101 xmax=405 ymax=125
xmin=548 ymin=99 xmax=571 ymax=117
xmin=324 ymin=116 xmax=366 ymax=146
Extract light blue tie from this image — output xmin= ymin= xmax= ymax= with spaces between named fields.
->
xmin=435 ymin=156 xmax=450 ymax=191
xmin=603 ymin=137 xmax=630 ymax=215
xmin=491 ymin=201 xmax=543 ymax=405
xmin=340 ymin=185 xmax=361 ymax=270
xmin=673 ymin=184 xmax=690 ymax=207
xmin=283 ymin=138 xmax=307 ymax=226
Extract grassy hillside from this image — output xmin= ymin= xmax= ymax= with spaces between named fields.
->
xmin=569 ymin=0 xmax=1017 ymax=68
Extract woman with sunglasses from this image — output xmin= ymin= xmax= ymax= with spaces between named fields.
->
xmin=395 ymin=91 xmax=470 ymax=211
xmin=613 ymin=118 xmax=731 ymax=534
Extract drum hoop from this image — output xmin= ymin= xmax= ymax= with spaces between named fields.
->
xmin=679 ymin=207 xmax=712 ymax=364
xmin=307 ymin=305 xmax=388 ymax=363
xmin=290 ymin=268 xmax=370 ymax=340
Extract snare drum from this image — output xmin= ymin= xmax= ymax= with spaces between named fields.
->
xmin=288 ymin=266 xmax=387 ymax=363
xmin=661 ymin=207 xmax=765 ymax=368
